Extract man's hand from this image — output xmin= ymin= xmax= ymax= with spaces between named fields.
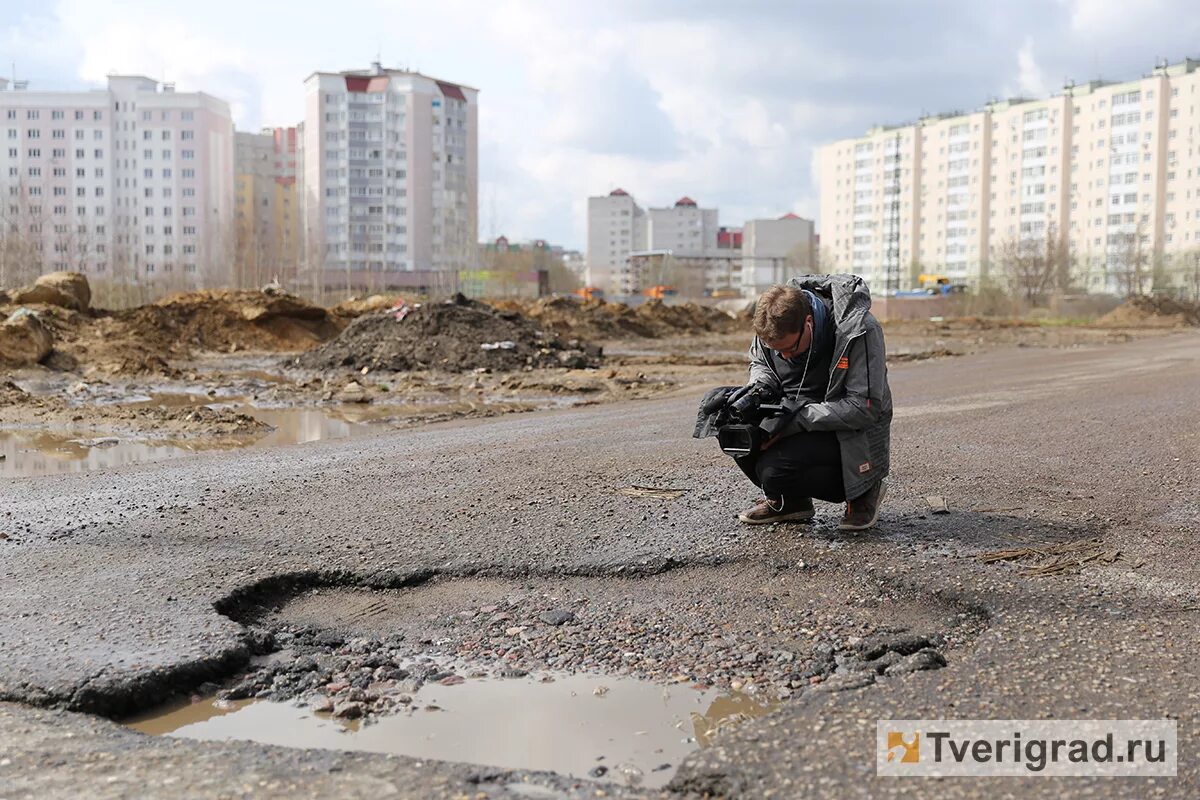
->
xmin=726 ymin=383 xmax=758 ymax=407
xmin=701 ymin=386 xmax=737 ymax=416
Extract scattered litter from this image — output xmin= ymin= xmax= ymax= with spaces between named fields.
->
xmin=390 ymin=298 xmax=414 ymax=322
xmin=593 ymin=685 xmax=609 ymax=697
xmin=924 ymin=496 xmax=950 ymax=514
xmin=480 ymin=340 xmax=516 ymax=351
xmin=977 ymin=538 xmax=1143 ymax=576
xmin=618 ymin=485 xmax=688 ymax=501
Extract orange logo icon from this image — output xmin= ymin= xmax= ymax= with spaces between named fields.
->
xmin=836 ymin=356 xmax=850 ymax=369
xmin=887 ymin=731 xmax=920 ymax=763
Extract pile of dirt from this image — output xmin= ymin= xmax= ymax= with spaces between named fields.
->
xmin=47 ymin=289 xmax=344 ymax=375
xmin=328 ymin=295 xmax=399 ymax=320
xmin=0 ymin=308 xmax=54 ymax=367
xmin=1095 ymin=296 xmax=1200 ymax=328
xmin=8 ymin=271 xmax=92 ymax=311
xmin=0 ymin=273 xmax=348 ymax=375
xmin=117 ymin=289 xmax=341 ymax=353
xmin=295 ymin=294 xmax=600 ymax=373
xmin=492 ymin=296 xmax=744 ymax=340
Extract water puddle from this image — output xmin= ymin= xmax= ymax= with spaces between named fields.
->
xmin=2 ymin=383 xmax=592 ymax=477
xmin=124 ymin=673 xmax=776 ymax=788
xmin=0 ymin=404 xmax=377 ymax=478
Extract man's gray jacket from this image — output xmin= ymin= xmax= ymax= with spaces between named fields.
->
xmin=750 ymin=274 xmax=892 ymax=500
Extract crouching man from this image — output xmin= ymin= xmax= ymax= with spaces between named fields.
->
xmin=700 ymin=275 xmax=893 ymax=530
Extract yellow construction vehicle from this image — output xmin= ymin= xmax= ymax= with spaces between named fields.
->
xmin=643 ymin=285 xmax=678 ymax=300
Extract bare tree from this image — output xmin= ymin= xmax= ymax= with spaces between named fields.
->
xmin=471 ymin=242 xmax=575 ymax=298
xmin=996 ymin=226 xmax=1069 ymax=306
xmin=0 ymin=181 xmax=49 ymax=289
xmin=653 ymin=254 xmax=708 ymax=299
xmin=1111 ymin=219 xmax=1151 ymax=298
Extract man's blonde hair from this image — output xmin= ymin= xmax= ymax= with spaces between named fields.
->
xmin=753 ymin=285 xmax=812 ymax=341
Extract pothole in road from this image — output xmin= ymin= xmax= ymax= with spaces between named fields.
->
xmin=145 ymin=564 xmax=983 ymax=788
xmin=125 ymin=665 xmax=776 ymax=789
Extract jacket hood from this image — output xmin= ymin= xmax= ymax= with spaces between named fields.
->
xmin=787 ymin=274 xmax=873 ymax=336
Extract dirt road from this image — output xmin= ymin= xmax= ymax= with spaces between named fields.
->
xmin=1 ymin=331 xmax=1197 ymax=798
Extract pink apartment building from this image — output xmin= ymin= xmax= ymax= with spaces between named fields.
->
xmin=301 ymin=63 xmax=478 ymax=295
xmin=0 ymin=75 xmax=233 ymax=293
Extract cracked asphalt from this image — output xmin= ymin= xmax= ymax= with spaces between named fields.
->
xmin=1 ymin=331 xmax=1198 ymax=798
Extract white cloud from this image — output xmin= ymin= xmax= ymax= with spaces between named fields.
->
xmin=1016 ymin=37 xmax=1048 ymax=97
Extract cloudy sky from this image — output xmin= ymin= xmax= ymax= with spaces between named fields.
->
xmin=3 ymin=0 xmax=1199 ymax=248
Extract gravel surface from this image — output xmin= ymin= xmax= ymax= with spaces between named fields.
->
xmin=1 ymin=331 xmax=1197 ymax=798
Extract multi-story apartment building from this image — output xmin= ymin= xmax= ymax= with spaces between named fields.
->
xmin=587 ymin=192 xmax=731 ymax=296
xmin=585 ymin=188 xmax=646 ymax=294
xmin=819 ymin=58 xmax=1200 ymax=296
xmin=234 ymin=126 xmax=300 ymax=287
xmin=0 ymin=75 xmax=233 ymax=293
xmin=741 ymin=214 xmax=817 ymax=295
xmin=646 ymin=197 xmax=719 ymax=256
xmin=301 ymin=63 xmax=478 ymax=295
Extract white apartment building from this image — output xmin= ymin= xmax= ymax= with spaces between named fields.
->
xmin=819 ymin=58 xmax=1200 ymax=295
xmin=741 ymin=214 xmax=817 ymax=295
xmin=585 ymin=188 xmax=646 ymax=294
xmin=646 ymin=197 xmax=719 ymax=257
xmin=0 ymin=75 xmax=234 ymax=291
xmin=586 ymin=192 xmax=729 ymax=295
xmin=301 ymin=63 xmax=478 ymax=294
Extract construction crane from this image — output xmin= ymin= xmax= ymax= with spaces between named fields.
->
xmin=885 ymin=131 xmax=903 ymax=297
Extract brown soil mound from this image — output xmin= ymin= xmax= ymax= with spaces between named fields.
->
xmin=492 ymin=297 xmax=744 ymax=340
xmin=328 ymin=295 xmax=398 ymax=319
xmin=1096 ymin=296 xmax=1200 ymax=328
xmin=296 ymin=294 xmax=600 ymax=373
xmin=118 ymin=289 xmax=341 ymax=353
xmin=2 ymin=288 xmax=345 ymax=376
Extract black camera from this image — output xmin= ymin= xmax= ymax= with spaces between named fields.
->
xmin=712 ymin=383 xmax=785 ymax=457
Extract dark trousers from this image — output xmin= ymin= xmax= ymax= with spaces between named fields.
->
xmin=735 ymin=431 xmax=845 ymax=505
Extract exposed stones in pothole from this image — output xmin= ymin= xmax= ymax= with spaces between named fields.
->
xmin=127 ymin=565 xmax=984 ymax=788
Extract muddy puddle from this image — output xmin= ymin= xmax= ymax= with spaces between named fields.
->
xmin=124 ymin=672 xmax=775 ymax=789
xmin=0 ymin=403 xmax=380 ymax=478
xmin=0 ymin=388 xmax=580 ymax=478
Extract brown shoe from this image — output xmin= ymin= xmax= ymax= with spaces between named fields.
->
xmin=839 ymin=481 xmax=886 ymax=531
xmin=738 ymin=496 xmax=815 ymax=525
